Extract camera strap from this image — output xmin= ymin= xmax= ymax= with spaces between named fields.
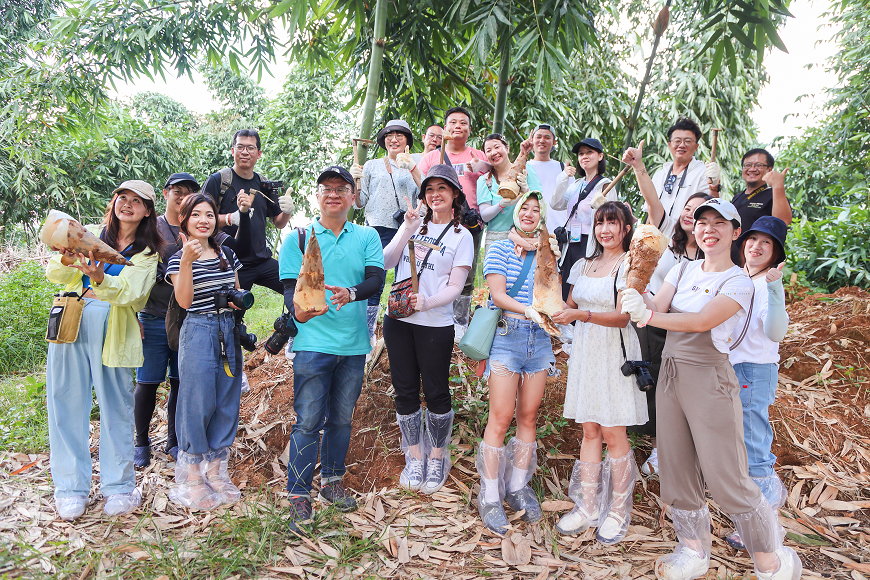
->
xmin=613 ymin=273 xmax=628 ymax=361
xmin=562 ymin=175 xmax=604 ymax=230
xmin=214 ymin=246 xmax=236 ymax=378
xmin=384 ymin=157 xmax=404 ymax=214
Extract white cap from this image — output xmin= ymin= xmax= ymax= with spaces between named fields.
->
xmin=693 ymin=198 xmax=741 ymax=225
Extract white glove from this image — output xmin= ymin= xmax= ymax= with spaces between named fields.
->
xmin=620 ymin=288 xmax=652 ymax=326
xmin=589 ymin=190 xmax=607 ymax=209
xmin=350 ymin=163 xmax=364 ymax=180
xmin=278 ymin=192 xmax=295 ymax=215
xmin=498 ymin=195 xmax=519 ymax=209
xmin=395 ymin=151 xmax=415 ymax=171
xmin=228 ymin=210 xmax=241 ymax=227
xmin=524 ymin=306 xmax=545 ymax=325
xmin=705 ymin=161 xmax=721 ymax=187
xmin=548 ymin=233 xmax=561 ymax=258
xmin=517 ymin=169 xmax=530 ymax=194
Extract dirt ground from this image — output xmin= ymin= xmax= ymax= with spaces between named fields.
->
xmin=3 ymin=285 xmax=870 ymax=579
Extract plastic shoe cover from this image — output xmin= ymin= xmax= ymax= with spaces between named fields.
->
xmin=656 ymin=505 xmax=712 ymax=580
xmin=756 ymin=547 xmax=802 ymax=580
xmin=557 ymin=460 xmax=602 ymax=534
xmin=752 ymin=474 xmax=788 ymax=510
xmin=655 ymin=545 xmax=710 ymax=580
xmin=476 ymin=441 xmax=508 ymax=533
xmin=134 ymin=444 xmax=151 ymax=468
xmin=725 ymin=529 xmax=746 ymax=551
xmin=205 ymin=458 xmax=241 ymax=504
xmin=397 ymin=410 xmax=425 ymax=491
xmin=453 ymin=296 xmax=472 ymax=341
xmin=505 ymin=438 xmax=537 ymax=494
xmin=731 ymin=496 xmax=783 ymax=557
xmin=421 ymin=409 xmax=453 ymax=494
xmin=56 ymin=496 xmax=87 ymax=521
xmin=104 ymin=488 xmax=142 ymax=517
xmin=366 ymin=305 xmax=380 ymax=341
xmin=641 ymin=448 xmax=659 ymax=476
xmin=596 ymin=451 xmax=638 ymax=545
xmin=241 ymin=372 xmax=250 ymax=395
xmin=168 ymin=451 xmax=224 ymax=511
xmin=505 ymin=485 xmax=542 ymax=522
xmin=284 ymin=337 xmax=296 ymax=361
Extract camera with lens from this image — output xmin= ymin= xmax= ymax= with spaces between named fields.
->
xmin=621 ymin=360 xmax=655 ymax=392
xmin=553 ymin=226 xmax=569 ymax=245
xmin=393 ymin=209 xmax=405 ymax=225
xmin=260 ymin=180 xmax=284 ymax=197
xmin=460 ymin=207 xmax=483 ymax=231
xmin=215 ymin=286 xmax=255 ymax=311
xmin=264 ymin=312 xmax=298 ymax=355
xmin=236 ymin=322 xmax=258 ymax=352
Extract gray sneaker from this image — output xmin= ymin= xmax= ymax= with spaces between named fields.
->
xmin=505 ymin=485 xmax=542 ymax=522
xmin=421 ymin=457 xmax=448 ymax=494
xmin=399 ymin=457 xmax=425 ymax=491
xmin=287 ymin=496 xmax=312 ymax=533
xmin=318 ymin=482 xmax=358 ymax=512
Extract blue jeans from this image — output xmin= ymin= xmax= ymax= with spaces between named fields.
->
xmin=733 ymin=362 xmax=778 ymax=478
xmin=176 ymin=311 xmax=242 ymax=461
xmin=286 ymin=351 xmax=365 ymax=497
xmin=136 ymin=312 xmax=178 ymax=383
xmin=368 ymin=225 xmax=398 ymax=307
xmin=46 ymin=299 xmax=136 ymax=498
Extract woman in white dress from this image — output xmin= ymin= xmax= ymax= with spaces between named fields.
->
xmin=551 ymin=201 xmax=647 ymax=545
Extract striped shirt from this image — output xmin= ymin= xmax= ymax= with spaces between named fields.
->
xmin=165 ymin=247 xmax=242 ymax=313
xmin=483 ymin=239 xmax=536 ymax=306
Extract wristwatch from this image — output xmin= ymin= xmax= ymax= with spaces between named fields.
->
xmin=347 ymin=286 xmax=357 ymax=302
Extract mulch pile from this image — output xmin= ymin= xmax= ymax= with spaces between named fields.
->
xmin=2 ymin=286 xmax=870 ymax=578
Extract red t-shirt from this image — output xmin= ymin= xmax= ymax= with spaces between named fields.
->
xmin=418 ymin=146 xmax=486 ymax=210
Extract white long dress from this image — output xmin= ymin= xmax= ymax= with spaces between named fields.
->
xmin=562 ymin=258 xmax=649 ymax=427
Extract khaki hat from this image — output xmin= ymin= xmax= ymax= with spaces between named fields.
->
xmin=112 ymin=180 xmax=156 ymax=204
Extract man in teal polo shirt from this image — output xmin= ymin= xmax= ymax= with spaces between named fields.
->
xmin=278 ymin=165 xmax=385 ymax=531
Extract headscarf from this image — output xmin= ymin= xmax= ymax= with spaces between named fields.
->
xmin=509 ymin=190 xmax=547 ymax=255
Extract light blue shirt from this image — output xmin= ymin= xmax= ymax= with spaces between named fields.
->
xmin=279 ymin=220 xmax=384 ymax=356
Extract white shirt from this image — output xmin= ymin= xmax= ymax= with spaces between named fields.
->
xmin=394 ymin=222 xmax=474 ymax=327
xmin=529 ymin=159 xmax=566 ymax=232
xmin=729 ymin=277 xmax=788 ymax=366
xmin=551 ymin=174 xmax=613 ymax=257
xmin=663 ymin=261 xmax=754 ymax=353
xmin=648 ymin=158 xmax=710 ymax=220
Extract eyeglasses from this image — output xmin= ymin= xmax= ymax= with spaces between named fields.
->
xmin=425 ymin=132 xmax=443 ymax=140
xmin=318 ymin=184 xmax=352 ymax=196
xmin=669 ymin=138 xmax=696 ymax=146
xmin=742 ymin=162 xmax=770 ymax=170
xmin=234 ymin=145 xmax=259 ymax=153
xmin=384 ymin=132 xmax=406 ymax=142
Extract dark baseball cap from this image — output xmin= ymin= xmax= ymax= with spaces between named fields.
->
xmin=571 ymin=138 xmax=604 ymax=154
xmin=317 ymin=165 xmax=355 ymax=192
xmin=164 ymin=172 xmax=200 ymax=190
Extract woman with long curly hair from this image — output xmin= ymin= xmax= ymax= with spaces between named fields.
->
xmin=382 ymin=164 xmax=473 ymax=495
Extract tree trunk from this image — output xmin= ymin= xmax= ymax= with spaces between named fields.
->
xmin=356 ymin=0 xmax=388 ymax=163
xmin=492 ymin=36 xmax=512 ymax=135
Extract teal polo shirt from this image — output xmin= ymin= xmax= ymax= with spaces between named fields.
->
xmin=279 ymin=219 xmax=384 ymax=356
xmin=476 ymin=164 xmax=542 ymax=232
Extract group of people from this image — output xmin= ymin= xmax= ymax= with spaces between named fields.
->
xmin=44 ymin=110 xmax=801 ymax=580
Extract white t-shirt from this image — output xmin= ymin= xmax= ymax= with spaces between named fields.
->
xmin=663 ymin=261 xmax=754 ymax=353
xmin=729 ymin=277 xmax=786 ymax=366
xmin=529 ymin=159 xmax=566 ymax=232
xmin=647 ymin=158 xmax=710 ymax=220
xmin=647 ymin=213 xmax=700 ymax=296
xmin=394 ymin=222 xmax=474 ymax=327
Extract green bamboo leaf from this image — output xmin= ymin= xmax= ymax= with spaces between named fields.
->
xmin=709 ymin=41 xmax=725 ymax=82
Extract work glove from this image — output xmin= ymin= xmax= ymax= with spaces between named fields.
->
xmin=467 ymin=155 xmax=488 ymax=173
xmin=548 ymin=233 xmax=561 ymax=258
xmin=396 ymin=147 xmax=416 ymax=171
xmin=279 ymin=190 xmax=295 ymax=215
xmin=524 ymin=305 xmax=545 ymax=326
xmin=517 ymin=169 xmax=530 ymax=194
xmin=228 ymin=211 xmax=241 ymax=226
xmin=350 ymin=164 xmax=364 ymax=180
xmin=705 ymin=161 xmax=721 ymax=187
xmin=620 ymin=288 xmax=652 ymax=326
xmin=498 ymin=195 xmax=519 ymax=209
xmin=590 ymin=190 xmax=607 ymax=209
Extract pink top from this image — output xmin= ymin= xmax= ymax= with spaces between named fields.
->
xmin=418 ymin=146 xmax=486 ymax=210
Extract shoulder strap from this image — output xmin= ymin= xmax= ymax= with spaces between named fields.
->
xmin=614 ymin=271 xmax=628 ymax=361
xmin=712 ymin=273 xmax=756 ymax=351
xmin=507 ymin=251 xmax=535 ymax=298
xmin=296 ymin=226 xmax=307 ymax=253
xmin=675 ymin=260 xmax=691 ymax=287
xmin=563 ymin=174 xmax=605 ymax=227
xmin=560 ymin=161 xmax=565 ymax=170
xmin=415 ymin=223 xmax=452 ymax=282
xmin=218 ymin=167 xmax=234 ymax=207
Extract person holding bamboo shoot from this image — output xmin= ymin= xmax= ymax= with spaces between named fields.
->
xmin=476 ymin=133 xmax=541 ymax=257
xmin=475 ymin=191 xmax=559 ymax=534
xmin=550 ymin=138 xmax=614 ymax=301
xmin=278 ymin=166 xmax=385 ymax=532
xmin=550 ymin=201 xmax=645 ymax=545
xmin=619 ymin=199 xmax=800 ymax=580
xmin=350 ymin=119 xmax=422 ymax=344
xmin=623 ymin=140 xmax=714 ymax=476
xmin=382 ymin=164 xmax=473 ymax=495
xmin=45 ymin=180 xmax=161 ymax=520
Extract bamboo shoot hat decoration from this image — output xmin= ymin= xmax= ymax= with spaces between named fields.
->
xmin=418 ymin=164 xmax=466 ymax=207
xmin=512 ymin=190 xmax=548 ymax=235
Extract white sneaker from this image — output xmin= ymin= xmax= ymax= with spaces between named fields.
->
xmin=284 ymin=340 xmax=296 ymax=361
xmin=556 ymin=505 xmax=599 ymax=535
xmin=655 ymin=546 xmax=709 ymax=580
xmin=641 ymin=449 xmax=659 ymax=476
xmin=756 ymin=547 xmax=802 ymax=580
xmin=56 ymin=496 xmax=87 ymax=521
xmin=399 ymin=457 xmax=425 ymax=491
xmin=104 ymin=488 xmax=142 ymax=517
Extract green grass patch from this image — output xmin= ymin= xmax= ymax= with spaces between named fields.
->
xmin=0 ymin=373 xmax=49 ymax=453
xmin=0 ymin=262 xmax=60 ymax=377
xmin=243 ymin=286 xmax=286 ymax=342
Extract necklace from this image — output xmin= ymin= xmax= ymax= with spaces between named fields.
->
xmin=744 ymin=265 xmax=768 ymax=279
xmin=593 ymin=252 xmax=620 ymax=272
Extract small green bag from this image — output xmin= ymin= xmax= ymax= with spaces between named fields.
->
xmin=458 ymin=251 xmax=534 ymax=361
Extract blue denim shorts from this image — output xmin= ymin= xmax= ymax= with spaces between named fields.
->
xmin=486 ymin=316 xmax=556 ymax=378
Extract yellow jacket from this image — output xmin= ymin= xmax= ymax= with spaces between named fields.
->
xmin=45 ymin=225 xmax=158 ymax=368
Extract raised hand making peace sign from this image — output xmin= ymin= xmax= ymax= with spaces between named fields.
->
xmin=403 ymin=196 xmax=425 ymax=226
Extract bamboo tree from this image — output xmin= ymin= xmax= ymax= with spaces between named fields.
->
xmin=355 ymin=0 xmax=388 ymax=164
xmin=492 ymin=36 xmax=512 ymax=135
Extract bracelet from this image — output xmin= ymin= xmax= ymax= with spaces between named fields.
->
xmin=583 ymin=310 xmax=592 ymax=323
